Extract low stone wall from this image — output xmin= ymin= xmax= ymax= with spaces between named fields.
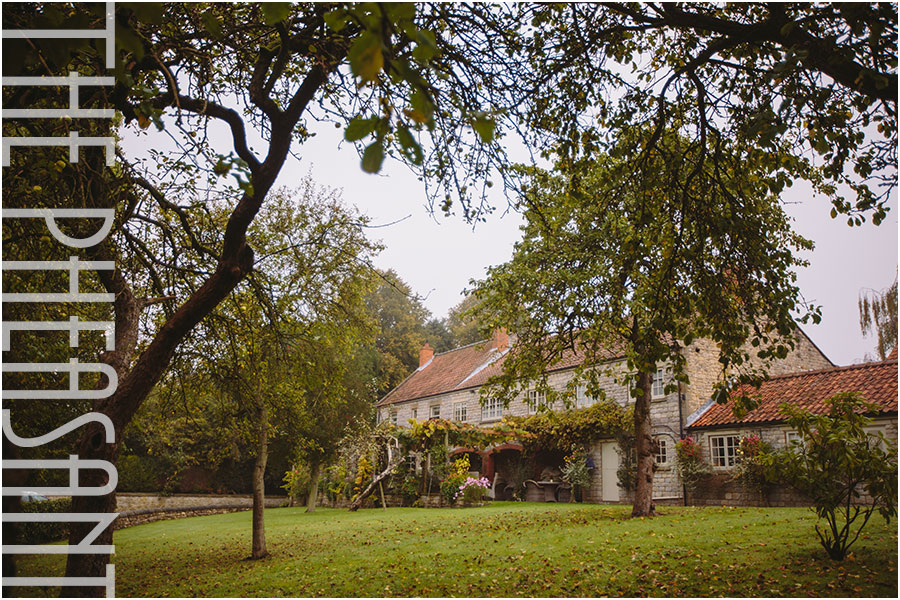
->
xmin=687 ymin=475 xmax=808 ymax=507
xmin=116 ymin=507 xmax=250 ymax=530
xmin=116 ymin=493 xmax=287 ymax=513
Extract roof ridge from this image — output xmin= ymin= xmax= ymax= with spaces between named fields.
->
xmin=377 ymin=338 xmax=497 ymax=406
xmin=431 ymin=337 xmax=492 ymax=357
xmin=761 ymin=359 xmax=897 ymax=384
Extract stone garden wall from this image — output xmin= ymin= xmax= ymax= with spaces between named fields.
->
xmin=116 ymin=492 xmax=288 ymax=513
xmin=686 ymin=474 xmax=808 ymax=508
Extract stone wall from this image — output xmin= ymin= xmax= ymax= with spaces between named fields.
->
xmin=116 ymin=507 xmax=252 ymax=530
xmin=751 ymin=326 xmax=834 ymax=376
xmin=681 ymin=328 xmax=833 ymax=419
xmin=116 ymin=493 xmax=287 ymax=513
xmin=682 ymin=338 xmax=723 ymax=418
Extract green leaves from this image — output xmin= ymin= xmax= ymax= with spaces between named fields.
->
xmin=200 ymin=9 xmax=223 ymax=38
xmin=344 ymin=117 xmax=379 ymax=142
xmin=261 ymin=2 xmax=292 ymax=25
xmin=362 ymin=141 xmax=385 ymax=173
xmin=396 ymin=126 xmax=424 ymax=165
xmin=470 ymin=112 xmax=497 ymax=143
xmin=348 ymin=32 xmax=384 ymax=83
xmin=765 ymin=393 xmax=898 ymax=560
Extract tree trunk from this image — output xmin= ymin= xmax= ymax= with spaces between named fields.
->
xmin=631 ymin=369 xmax=656 ymax=517
xmin=305 ymin=461 xmax=322 ymax=513
xmin=349 ymin=440 xmax=401 ymax=511
xmin=251 ymin=403 xmax=268 ymax=559
xmin=64 ymin=251 xmax=142 ymax=596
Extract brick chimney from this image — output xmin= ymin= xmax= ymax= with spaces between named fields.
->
xmin=419 ymin=342 xmax=434 ymax=367
xmin=492 ymin=328 xmax=509 ymax=351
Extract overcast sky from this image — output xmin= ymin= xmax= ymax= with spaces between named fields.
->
xmin=278 ymin=121 xmax=898 ymax=367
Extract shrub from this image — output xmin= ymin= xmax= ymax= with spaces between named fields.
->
xmin=399 ymin=471 xmax=421 ymax=506
xmin=561 ymin=447 xmax=593 ymax=498
xmin=731 ymin=434 xmax=773 ymax=497
xmin=324 ymin=463 xmax=350 ymax=502
xmin=762 ymin=393 xmax=898 ymax=560
xmin=17 ymin=497 xmax=72 ymax=544
xmin=455 ymin=476 xmax=490 ymax=504
xmin=439 ymin=455 xmax=470 ymax=505
xmin=675 ymin=436 xmax=711 ymax=492
xmin=352 ymin=454 xmax=374 ymax=507
xmin=116 ymin=455 xmax=163 ymax=492
xmin=282 ymin=464 xmax=311 ymax=504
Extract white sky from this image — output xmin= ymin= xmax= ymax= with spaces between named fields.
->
xmin=283 ymin=121 xmax=898 ymax=367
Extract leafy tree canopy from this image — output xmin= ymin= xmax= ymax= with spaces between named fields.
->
xmin=472 ymin=126 xmax=817 ymax=409
xmin=504 ymin=2 xmax=897 ymax=224
xmin=471 ymin=126 xmax=818 ymax=516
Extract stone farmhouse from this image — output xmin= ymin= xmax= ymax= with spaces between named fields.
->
xmin=376 ymin=329 xmax=898 ymax=506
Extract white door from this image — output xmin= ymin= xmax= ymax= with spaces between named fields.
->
xmin=601 ymin=442 xmax=620 ymax=502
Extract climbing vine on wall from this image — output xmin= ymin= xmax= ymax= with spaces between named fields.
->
xmin=506 ymin=401 xmax=632 ymax=455
xmin=393 ymin=418 xmax=522 ymax=454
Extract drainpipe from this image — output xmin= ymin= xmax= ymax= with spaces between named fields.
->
xmin=678 ymin=380 xmax=687 ymax=507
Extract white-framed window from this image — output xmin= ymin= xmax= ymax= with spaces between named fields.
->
xmin=526 ymin=389 xmax=547 ymax=414
xmin=576 ymin=384 xmax=595 ymax=408
xmin=651 ymin=368 xmax=666 ymax=399
xmin=411 ymin=407 xmax=418 ymax=421
xmin=785 ymin=430 xmax=802 ymax=447
xmin=864 ymin=426 xmax=889 ymax=451
xmin=453 ymin=401 xmax=467 ymax=422
xmin=389 ymin=411 xmax=398 ymax=426
xmin=482 ymin=397 xmax=503 ymax=421
xmin=655 ymin=437 xmax=669 ymax=466
xmin=430 ymin=405 xmax=441 ymax=419
xmin=710 ymin=435 xmax=740 ymax=467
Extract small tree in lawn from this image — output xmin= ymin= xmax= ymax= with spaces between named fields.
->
xmin=763 ymin=393 xmax=898 ymax=560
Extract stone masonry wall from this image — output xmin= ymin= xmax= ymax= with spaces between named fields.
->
xmin=756 ymin=327 xmax=834 ymax=376
xmin=681 ymin=328 xmax=833 ymax=419
xmin=682 ymin=338 xmax=723 ymax=418
xmin=688 ymin=417 xmax=897 ymax=507
xmin=116 ymin=493 xmax=287 ymax=513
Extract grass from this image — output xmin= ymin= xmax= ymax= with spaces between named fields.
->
xmin=13 ymin=502 xmax=898 ymax=597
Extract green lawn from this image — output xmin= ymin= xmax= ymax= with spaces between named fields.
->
xmin=14 ymin=502 xmax=898 ymax=597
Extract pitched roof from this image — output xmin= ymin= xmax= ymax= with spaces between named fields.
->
xmin=377 ymin=340 xmax=506 ymax=406
xmin=377 ymin=337 xmax=624 ymax=406
xmin=688 ymin=359 xmax=898 ymax=429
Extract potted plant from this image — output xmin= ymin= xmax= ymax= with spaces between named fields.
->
xmin=561 ymin=447 xmax=593 ymax=502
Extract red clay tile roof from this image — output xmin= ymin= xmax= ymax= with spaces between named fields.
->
xmin=889 ymin=346 xmax=898 ymax=361
xmin=377 ymin=337 xmax=624 ymax=406
xmin=688 ymin=359 xmax=898 ymax=429
xmin=377 ymin=340 xmax=502 ymax=406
